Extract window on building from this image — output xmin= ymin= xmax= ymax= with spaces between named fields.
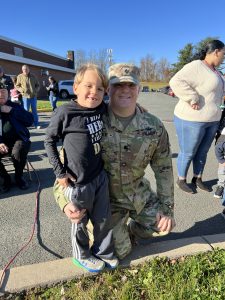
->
xmin=41 ymin=69 xmax=49 ymax=76
xmin=14 ymin=47 xmax=23 ymax=57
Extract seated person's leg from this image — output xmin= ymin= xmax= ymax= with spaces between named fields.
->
xmin=11 ymin=140 xmax=31 ymax=189
xmin=0 ymin=155 xmax=11 ymax=193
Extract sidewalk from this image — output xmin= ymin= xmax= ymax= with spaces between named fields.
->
xmin=1 ymin=233 xmax=225 ymax=293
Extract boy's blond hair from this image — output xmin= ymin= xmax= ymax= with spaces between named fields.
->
xmin=74 ymin=64 xmax=108 ymax=90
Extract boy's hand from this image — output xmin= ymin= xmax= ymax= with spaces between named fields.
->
xmin=57 ymin=174 xmax=76 ymax=188
xmin=64 ymin=202 xmax=86 ymax=223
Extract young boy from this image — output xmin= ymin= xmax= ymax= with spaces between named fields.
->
xmin=44 ymin=64 xmax=118 ymax=272
xmin=214 ymin=108 xmax=225 ymax=218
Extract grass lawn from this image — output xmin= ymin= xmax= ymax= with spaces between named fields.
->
xmin=141 ymin=81 xmax=169 ymax=90
xmin=37 ymin=99 xmax=69 ymax=111
xmin=12 ymin=249 xmax=225 ymax=299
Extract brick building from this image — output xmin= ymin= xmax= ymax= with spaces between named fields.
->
xmin=0 ymin=35 xmax=75 ymax=98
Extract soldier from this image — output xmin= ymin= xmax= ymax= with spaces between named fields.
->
xmin=54 ymin=63 xmax=175 ymax=260
xmin=101 ymin=63 xmax=175 ymax=259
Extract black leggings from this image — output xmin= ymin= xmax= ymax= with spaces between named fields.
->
xmin=0 ymin=140 xmax=31 ymax=179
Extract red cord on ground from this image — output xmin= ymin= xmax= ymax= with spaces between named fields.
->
xmin=0 ymin=161 xmax=41 ymax=288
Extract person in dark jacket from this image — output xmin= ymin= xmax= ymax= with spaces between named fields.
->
xmin=0 ymin=66 xmax=14 ymax=98
xmin=46 ymin=76 xmax=59 ymax=111
xmin=0 ymin=82 xmax=33 ymax=193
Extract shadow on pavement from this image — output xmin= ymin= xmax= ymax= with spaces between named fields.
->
xmin=0 ymin=167 xmax=55 ymax=200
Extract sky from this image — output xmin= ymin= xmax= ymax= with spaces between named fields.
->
xmin=1 ymin=0 xmax=225 ymax=66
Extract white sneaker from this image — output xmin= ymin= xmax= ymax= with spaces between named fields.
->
xmin=99 ymin=256 xmax=119 ymax=269
xmin=72 ymin=255 xmax=105 ymax=272
xmin=35 ymin=126 xmax=41 ymax=129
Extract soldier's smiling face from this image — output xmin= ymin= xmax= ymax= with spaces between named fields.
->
xmin=108 ymin=82 xmax=140 ymax=109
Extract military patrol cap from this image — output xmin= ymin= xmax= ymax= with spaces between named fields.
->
xmin=108 ymin=63 xmax=140 ymax=85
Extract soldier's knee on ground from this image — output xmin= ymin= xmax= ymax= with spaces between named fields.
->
xmin=129 ymin=219 xmax=169 ymax=239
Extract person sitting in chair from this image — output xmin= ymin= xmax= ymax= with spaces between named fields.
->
xmin=0 ymin=82 xmax=33 ymax=193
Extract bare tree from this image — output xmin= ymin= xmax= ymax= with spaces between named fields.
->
xmin=74 ymin=48 xmax=109 ymax=73
xmin=96 ymin=49 xmax=108 ymax=73
xmin=140 ymin=55 xmax=157 ymax=81
xmin=74 ymin=49 xmax=86 ymax=70
xmin=156 ymin=58 xmax=171 ymax=81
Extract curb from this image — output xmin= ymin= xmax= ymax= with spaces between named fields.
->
xmin=1 ymin=233 xmax=225 ymax=294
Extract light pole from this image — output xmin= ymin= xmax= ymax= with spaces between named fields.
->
xmin=107 ymin=48 xmax=113 ymax=67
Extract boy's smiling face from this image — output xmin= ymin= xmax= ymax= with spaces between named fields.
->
xmin=74 ymin=70 xmax=105 ymax=109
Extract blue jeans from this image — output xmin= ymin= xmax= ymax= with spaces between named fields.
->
xmin=49 ymin=95 xmax=58 ymax=110
xmin=23 ymin=97 xmax=39 ymax=127
xmin=174 ymin=115 xmax=219 ymax=178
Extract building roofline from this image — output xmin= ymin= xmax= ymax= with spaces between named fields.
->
xmin=0 ymin=52 xmax=75 ymax=73
xmin=0 ymin=35 xmax=68 ymax=60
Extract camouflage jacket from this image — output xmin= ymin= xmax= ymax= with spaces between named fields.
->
xmin=101 ymin=105 xmax=174 ymax=216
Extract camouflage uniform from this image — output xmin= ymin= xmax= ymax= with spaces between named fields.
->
xmin=101 ymin=105 xmax=174 ymax=259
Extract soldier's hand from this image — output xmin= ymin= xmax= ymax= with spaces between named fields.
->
xmin=1 ymin=105 xmax=12 ymax=113
xmin=57 ymin=174 xmax=76 ymax=188
xmin=64 ymin=202 xmax=86 ymax=224
xmin=156 ymin=212 xmax=176 ymax=233
xmin=0 ymin=143 xmax=9 ymax=154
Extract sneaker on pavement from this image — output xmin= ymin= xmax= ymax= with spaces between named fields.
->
xmin=99 ymin=256 xmax=119 ymax=269
xmin=35 ymin=125 xmax=41 ymax=129
xmin=214 ymin=186 xmax=224 ymax=199
xmin=72 ymin=255 xmax=105 ymax=273
xmin=176 ymin=178 xmax=194 ymax=194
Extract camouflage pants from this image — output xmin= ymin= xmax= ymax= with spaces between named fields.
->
xmin=110 ymin=200 xmax=170 ymax=260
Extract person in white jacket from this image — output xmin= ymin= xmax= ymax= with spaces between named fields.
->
xmin=170 ymin=40 xmax=225 ymax=194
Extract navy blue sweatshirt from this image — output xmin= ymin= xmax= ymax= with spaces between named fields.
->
xmin=0 ymin=100 xmax=33 ymax=144
xmin=215 ymin=134 xmax=225 ymax=164
xmin=44 ymin=100 xmax=106 ymax=185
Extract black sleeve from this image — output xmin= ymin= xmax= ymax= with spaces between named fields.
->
xmin=10 ymin=104 xmax=34 ymax=127
xmin=6 ymin=76 xmax=14 ymax=91
xmin=53 ymin=82 xmax=59 ymax=94
xmin=44 ymin=109 xmax=66 ymax=178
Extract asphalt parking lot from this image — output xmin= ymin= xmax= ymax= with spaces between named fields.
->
xmin=0 ymin=92 xmax=225 ymax=271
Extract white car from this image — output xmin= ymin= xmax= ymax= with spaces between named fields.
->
xmin=58 ymin=80 xmax=75 ymax=99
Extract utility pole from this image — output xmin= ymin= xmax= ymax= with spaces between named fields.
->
xmin=107 ymin=48 xmax=113 ymax=67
